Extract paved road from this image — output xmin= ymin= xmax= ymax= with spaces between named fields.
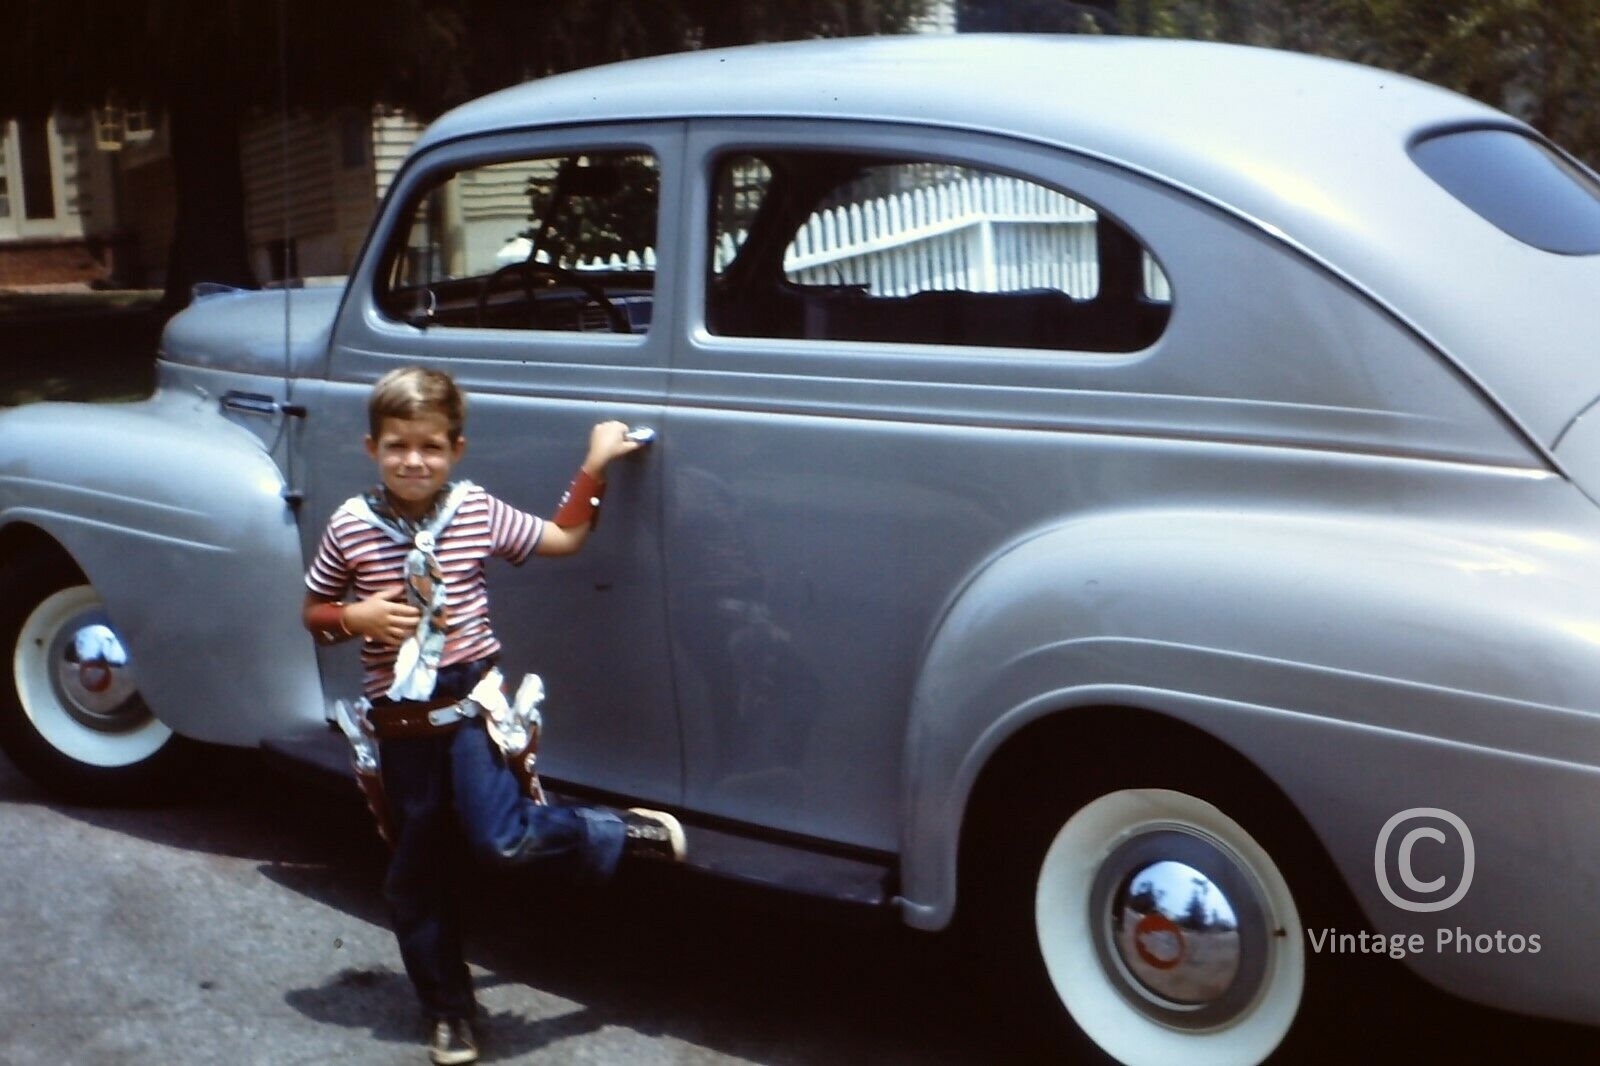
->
xmin=0 ymin=749 xmax=1593 ymax=1065
xmin=0 ymin=751 xmax=987 ymax=1066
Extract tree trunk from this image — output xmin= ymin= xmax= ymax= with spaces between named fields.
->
xmin=158 ymin=102 xmax=257 ymax=312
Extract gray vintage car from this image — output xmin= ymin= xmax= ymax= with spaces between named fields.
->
xmin=4 ymin=32 xmax=1600 ymax=1064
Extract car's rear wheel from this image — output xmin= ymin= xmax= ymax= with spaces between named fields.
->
xmin=1033 ymin=787 xmax=1304 ymax=1064
xmin=0 ymin=549 xmax=189 ymax=803
xmin=966 ymin=724 xmax=1354 ymax=1065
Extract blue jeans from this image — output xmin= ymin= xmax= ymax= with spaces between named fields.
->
xmin=376 ymin=659 xmax=626 ymax=1020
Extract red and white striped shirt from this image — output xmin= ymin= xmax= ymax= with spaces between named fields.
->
xmin=305 ymin=485 xmax=544 ymax=698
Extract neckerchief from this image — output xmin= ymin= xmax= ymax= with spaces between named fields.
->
xmin=342 ymin=480 xmax=477 ymax=701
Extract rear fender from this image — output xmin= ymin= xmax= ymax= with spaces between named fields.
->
xmin=897 ymin=497 xmax=1600 ymax=931
xmin=0 ymin=390 xmax=324 ymax=745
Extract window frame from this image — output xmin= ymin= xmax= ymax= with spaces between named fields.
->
xmin=374 ymin=147 xmax=663 ymax=336
xmin=670 ymin=118 xmax=1509 ymax=467
xmin=334 ymin=122 xmax=686 ymax=384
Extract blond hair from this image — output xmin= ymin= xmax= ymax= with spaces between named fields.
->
xmin=368 ymin=367 xmax=466 ymax=441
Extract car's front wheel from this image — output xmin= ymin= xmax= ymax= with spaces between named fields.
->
xmin=0 ymin=549 xmax=189 ymax=803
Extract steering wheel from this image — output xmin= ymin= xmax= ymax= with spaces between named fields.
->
xmin=474 ymin=259 xmax=632 ymax=334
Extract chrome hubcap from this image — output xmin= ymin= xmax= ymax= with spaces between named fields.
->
xmin=14 ymin=585 xmax=169 ymax=767
xmin=1091 ymin=828 xmax=1269 ymax=1029
xmin=49 ymin=617 xmax=141 ymax=730
xmin=1036 ymin=789 xmax=1303 ymax=1066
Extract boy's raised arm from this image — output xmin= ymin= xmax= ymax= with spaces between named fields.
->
xmin=534 ymin=420 xmax=645 ymax=556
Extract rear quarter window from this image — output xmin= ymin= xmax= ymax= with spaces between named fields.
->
xmin=1411 ymin=128 xmax=1600 ymax=255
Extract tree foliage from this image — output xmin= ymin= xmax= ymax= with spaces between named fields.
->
xmin=1333 ymin=0 xmax=1600 ymax=163
xmin=0 ymin=0 xmax=929 ymax=129
xmin=481 ymin=1 xmax=929 ymax=77
xmin=956 ymin=0 xmax=1114 ymax=33
xmin=0 ymin=0 xmax=927 ymax=305
xmin=958 ymin=0 xmax=1600 ymax=165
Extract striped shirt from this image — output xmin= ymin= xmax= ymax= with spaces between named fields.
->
xmin=305 ymin=485 xmax=544 ymax=698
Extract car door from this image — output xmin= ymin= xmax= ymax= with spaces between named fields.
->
xmin=297 ymin=122 xmax=685 ymax=805
xmin=662 ymin=121 xmax=1177 ymax=849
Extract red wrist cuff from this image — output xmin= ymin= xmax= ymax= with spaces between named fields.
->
xmin=307 ymin=602 xmax=350 ymax=642
xmin=553 ymin=468 xmax=607 ymax=528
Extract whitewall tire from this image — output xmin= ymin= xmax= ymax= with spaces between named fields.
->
xmin=0 ymin=550 xmax=188 ymax=803
xmin=14 ymin=585 xmax=171 ymax=768
xmin=1033 ymin=787 xmax=1305 ymax=1066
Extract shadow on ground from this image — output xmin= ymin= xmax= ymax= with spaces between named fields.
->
xmin=1 ymin=750 xmax=992 ymax=1064
xmin=259 ymin=804 xmax=992 ymax=1063
xmin=285 ymin=964 xmax=610 ymax=1062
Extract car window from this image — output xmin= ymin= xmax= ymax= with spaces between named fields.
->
xmin=378 ymin=150 xmax=659 ymax=333
xmin=708 ymin=152 xmax=1170 ymax=353
xmin=1411 ymin=128 xmax=1600 ymax=255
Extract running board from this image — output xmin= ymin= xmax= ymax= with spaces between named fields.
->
xmin=261 ymin=726 xmax=896 ymax=909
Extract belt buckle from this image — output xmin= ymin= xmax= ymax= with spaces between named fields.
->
xmin=427 ymin=703 xmax=462 ymax=727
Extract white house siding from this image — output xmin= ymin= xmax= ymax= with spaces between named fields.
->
xmin=241 ymin=113 xmax=337 ymax=279
xmin=455 ymin=158 xmax=556 ymax=272
xmin=372 ymin=110 xmax=424 ymax=201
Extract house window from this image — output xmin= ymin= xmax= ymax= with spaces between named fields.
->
xmin=707 ymin=150 xmax=1170 ymax=353
xmin=18 ymin=117 xmax=56 ymax=220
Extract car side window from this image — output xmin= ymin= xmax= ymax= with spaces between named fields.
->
xmin=708 ymin=152 xmax=1169 ymax=353
xmin=378 ymin=151 xmax=659 ymax=334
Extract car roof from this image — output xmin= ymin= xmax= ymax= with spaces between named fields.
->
xmin=417 ymin=35 xmax=1600 ymax=448
xmin=421 ymin=36 xmax=1497 ymax=202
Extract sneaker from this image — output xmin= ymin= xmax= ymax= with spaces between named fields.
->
xmin=623 ymin=807 xmax=686 ymax=862
xmin=428 ymin=1017 xmax=478 ymax=1065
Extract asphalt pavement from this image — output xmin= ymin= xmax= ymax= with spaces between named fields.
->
xmin=0 ymin=747 xmax=1595 ymax=1065
xmin=0 ymin=750 xmax=987 ymax=1065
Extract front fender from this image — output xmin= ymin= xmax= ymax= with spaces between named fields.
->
xmin=0 ymin=389 xmax=324 ymax=745
xmin=898 ymin=490 xmax=1600 ymax=933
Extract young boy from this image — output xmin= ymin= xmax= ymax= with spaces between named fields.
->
xmin=301 ymin=367 xmax=683 ymax=1066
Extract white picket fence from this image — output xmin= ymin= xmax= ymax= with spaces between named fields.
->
xmin=574 ymin=247 xmax=657 ymax=272
xmin=725 ymin=173 xmax=1170 ymax=301
xmin=774 ymin=174 xmax=1100 ymax=297
xmin=499 ymin=238 xmax=658 ymax=274
xmin=547 ymin=173 xmax=1172 ymax=302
